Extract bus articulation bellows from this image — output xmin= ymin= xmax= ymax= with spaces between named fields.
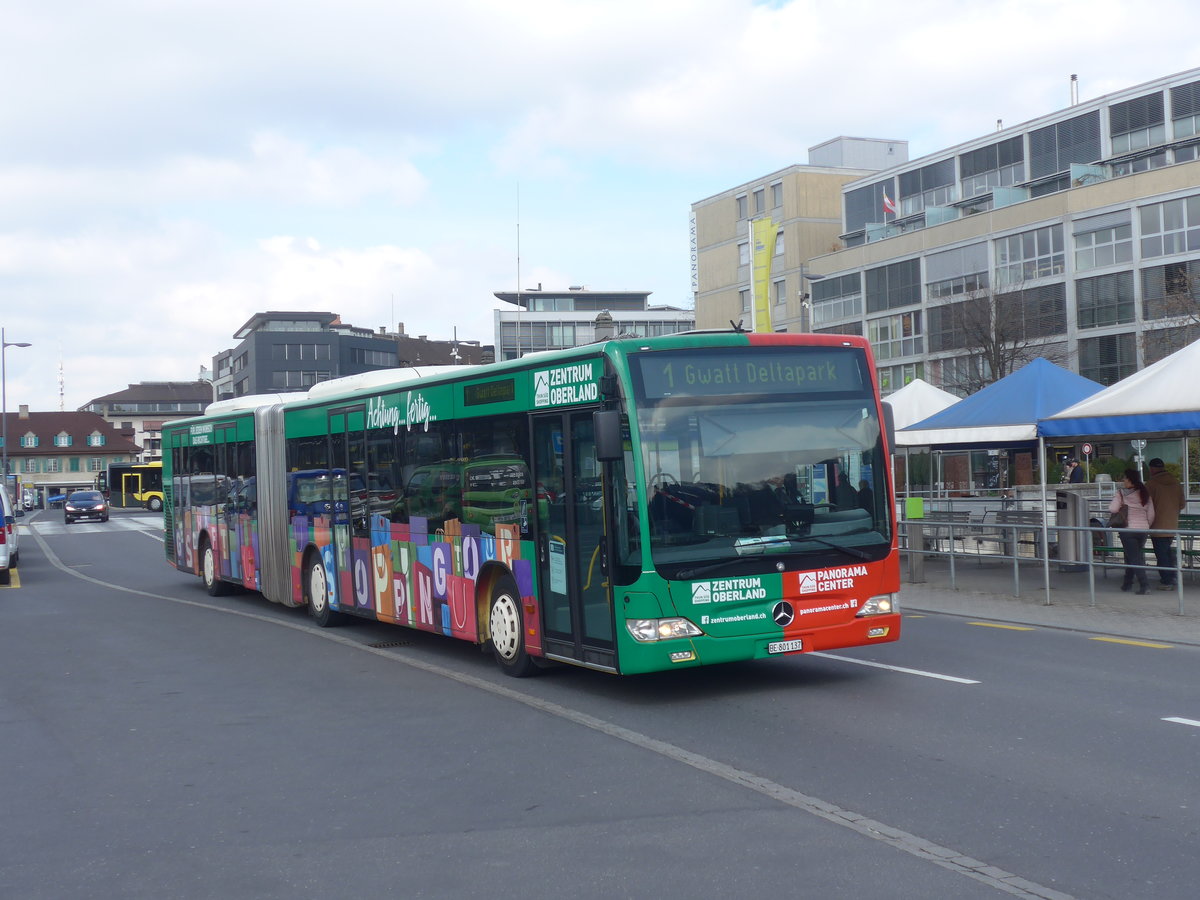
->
xmin=162 ymin=332 xmax=901 ymax=676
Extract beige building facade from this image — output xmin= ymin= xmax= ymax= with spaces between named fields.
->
xmin=692 ymin=147 xmax=904 ymax=334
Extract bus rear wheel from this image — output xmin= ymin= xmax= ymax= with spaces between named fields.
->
xmin=201 ymin=538 xmax=229 ymax=597
xmin=306 ymin=553 xmax=343 ymax=627
xmin=488 ymin=577 xmax=536 ymax=677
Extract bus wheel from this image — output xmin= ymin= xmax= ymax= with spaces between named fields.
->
xmin=200 ymin=538 xmax=229 ymax=597
xmin=306 ymin=554 xmax=342 ymax=627
xmin=488 ymin=577 xmax=536 ymax=677
xmin=148 ymin=496 xmax=163 ymax=513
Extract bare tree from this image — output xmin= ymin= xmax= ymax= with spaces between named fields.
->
xmin=930 ymin=283 xmax=1069 ymax=395
xmin=1140 ymin=262 xmax=1200 ymax=364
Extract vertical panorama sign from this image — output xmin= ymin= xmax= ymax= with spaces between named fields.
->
xmin=533 ymin=361 xmax=600 ymax=408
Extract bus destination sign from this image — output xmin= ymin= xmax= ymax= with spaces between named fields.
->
xmin=635 ymin=348 xmax=865 ymax=400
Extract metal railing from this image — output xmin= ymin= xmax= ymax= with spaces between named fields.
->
xmin=899 ymin=509 xmax=1200 ymax=614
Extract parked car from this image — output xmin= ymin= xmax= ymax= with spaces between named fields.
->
xmin=64 ymin=490 xmax=109 ymax=524
xmin=1 ymin=487 xmax=23 ymax=585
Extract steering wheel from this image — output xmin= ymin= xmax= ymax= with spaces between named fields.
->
xmin=650 ymin=472 xmax=678 ymax=488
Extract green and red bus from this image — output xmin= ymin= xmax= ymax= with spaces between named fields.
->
xmin=162 ymin=332 xmax=901 ymax=676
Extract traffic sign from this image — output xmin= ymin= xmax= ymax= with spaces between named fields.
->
xmin=1082 ymin=442 xmax=1093 ymax=455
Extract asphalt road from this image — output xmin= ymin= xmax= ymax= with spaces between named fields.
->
xmin=3 ymin=510 xmax=1198 ymax=899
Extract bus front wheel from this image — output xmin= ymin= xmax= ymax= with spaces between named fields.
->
xmin=201 ymin=538 xmax=229 ymax=597
xmin=488 ymin=577 xmax=537 ymax=677
xmin=147 ymin=496 xmax=163 ymax=513
xmin=306 ymin=554 xmax=342 ymax=627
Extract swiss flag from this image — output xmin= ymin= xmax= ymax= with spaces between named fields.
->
xmin=882 ymin=190 xmax=897 ymax=216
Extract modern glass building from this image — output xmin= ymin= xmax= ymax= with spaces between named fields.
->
xmin=695 ymin=68 xmax=1200 ymax=396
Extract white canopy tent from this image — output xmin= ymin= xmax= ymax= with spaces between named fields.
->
xmin=885 ymin=378 xmax=961 ymax=441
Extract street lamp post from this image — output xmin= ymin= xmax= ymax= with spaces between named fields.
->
xmin=798 ymin=265 xmax=825 ymax=333
xmin=2 ymin=328 xmax=33 ymax=497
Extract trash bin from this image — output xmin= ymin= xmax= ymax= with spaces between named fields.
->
xmin=1055 ymin=490 xmax=1089 ymax=570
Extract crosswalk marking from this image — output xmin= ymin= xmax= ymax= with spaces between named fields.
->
xmin=29 ymin=516 xmax=162 ymax=536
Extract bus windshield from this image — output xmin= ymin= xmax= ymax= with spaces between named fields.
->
xmin=630 ymin=346 xmax=891 ymax=576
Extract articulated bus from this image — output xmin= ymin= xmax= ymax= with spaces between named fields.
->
xmin=99 ymin=461 xmax=165 ymax=511
xmin=162 ymin=332 xmax=901 ymax=676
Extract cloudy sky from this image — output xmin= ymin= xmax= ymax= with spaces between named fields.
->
xmin=3 ymin=0 xmax=1199 ymax=411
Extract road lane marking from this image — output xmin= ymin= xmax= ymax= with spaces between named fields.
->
xmin=810 ymin=652 xmax=980 ymax=684
xmin=1090 ymin=636 xmax=1173 ymax=649
xmin=29 ymin=526 xmax=1069 ymax=900
xmin=968 ymin=622 xmax=1035 ymax=631
xmin=1163 ymin=717 xmax=1200 ymax=728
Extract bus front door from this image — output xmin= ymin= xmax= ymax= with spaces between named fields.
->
xmin=533 ymin=412 xmax=615 ymax=670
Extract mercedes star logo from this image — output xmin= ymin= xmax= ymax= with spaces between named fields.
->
xmin=773 ymin=601 xmax=795 ymax=626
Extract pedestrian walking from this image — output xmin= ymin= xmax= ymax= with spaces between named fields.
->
xmin=1145 ymin=457 xmax=1186 ymax=589
xmin=1110 ymin=468 xmax=1156 ymax=595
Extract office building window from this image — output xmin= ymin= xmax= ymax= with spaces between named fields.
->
xmin=738 ymin=242 xmax=749 ymax=265
xmin=811 ymin=272 xmax=863 ymax=326
xmin=736 ymin=195 xmax=747 ymax=219
xmin=995 ymin=225 xmax=1065 ymax=288
xmin=773 ymin=279 xmax=787 ymax=305
xmin=925 ymin=242 xmax=989 ymax=300
xmin=960 ymin=137 xmax=1024 ymax=199
xmin=771 ymin=182 xmax=783 ymax=208
xmin=1079 ymin=332 xmax=1137 ymax=385
xmin=868 ymin=311 xmax=923 ymax=361
xmin=899 ymin=158 xmax=956 ymax=216
xmin=1028 ymin=111 xmax=1100 ymax=179
xmin=1073 ymin=212 xmax=1132 ymax=271
xmin=1171 ymin=79 xmax=1200 ymax=137
xmin=1139 ymin=195 xmax=1200 ymax=258
xmin=753 ymin=188 xmax=764 ymax=214
xmin=997 ymin=283 xmax=1067 ymax=339
xmin=927 ymin=297 xmax=988 ymax=353
xmin=1109 ymin=92 xmax=1166 ymax=153
xmin=1076 ymin=272 xmax=1134 ymax=329
xmin=1141 ymin=260 xmax=1200 ymax=320
xmin=877 ymin=362 xmax=925 ymax=395
xmin=865 ymin=258 xmax=921 ymax=312
xmin=739 ymin=288 xmax=750 ymax=312
xmin=774 ymin=231 xmax=784 ymax=256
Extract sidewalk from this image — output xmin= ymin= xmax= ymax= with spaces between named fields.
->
xmin=901 ymin=555 xmax=1200 ymax=647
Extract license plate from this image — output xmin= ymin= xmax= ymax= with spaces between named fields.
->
xmin=768 ymin=639 xmax=803 ymax=654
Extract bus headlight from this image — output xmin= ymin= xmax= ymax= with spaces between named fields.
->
xmin=856 ymin=593 xmax=898 ymax=617
xmin=626 ymin=617 xmax=704 ymax=642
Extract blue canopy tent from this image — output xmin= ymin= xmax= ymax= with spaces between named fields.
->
xmin=900 ymin=358 xmax=1105 ymax=604
xmin=900 ymin=358 xmax=1103 ymax=450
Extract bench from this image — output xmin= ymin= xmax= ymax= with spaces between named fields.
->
xmin=1176 ymin=514 xmax=1200 ymax=570
xmin=911 ymin=510 xmax=972 ymax=553
xmin=973 ymin=509 xmax=1045 ymax=559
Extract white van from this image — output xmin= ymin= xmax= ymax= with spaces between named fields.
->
xmin=1 ymin=486 xmax=23 ymax=585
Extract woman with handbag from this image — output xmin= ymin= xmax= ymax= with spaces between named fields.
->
xmin=1109 ymin=468 xmax=1156 ymax=594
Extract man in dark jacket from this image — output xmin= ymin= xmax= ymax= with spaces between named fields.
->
xmin=1146 ymin=458 xmax=1186 ymax=588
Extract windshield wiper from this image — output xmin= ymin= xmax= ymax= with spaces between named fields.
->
xmin=799 ymin=536 xmax=871 ymax=560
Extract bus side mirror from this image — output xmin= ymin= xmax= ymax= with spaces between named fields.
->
xmin=594 ymin=410 xmax=622 ymax=462
xmin=882 ymin=401 xmax=896 ymax=455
